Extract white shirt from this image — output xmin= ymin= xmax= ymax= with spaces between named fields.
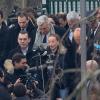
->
xmin=21 ymin=47 xmax=28 ymax=56
xmin=69 ymin=31 xmax=73 ymax=42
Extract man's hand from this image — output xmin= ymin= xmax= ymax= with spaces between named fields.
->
xmin=14 ymin=78 xmax=21 ymax=86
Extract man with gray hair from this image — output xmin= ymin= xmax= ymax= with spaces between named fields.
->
xmin=66 ymin=11 xmax=80 ymax=44
xmin=67 ymin=11 xmax=80 ymax=31
xmin=64 ymin=11 xmax=80 ymax=67
xmin=33 ymin=15 xmax=66 ymax=49
xmin=34 ymin=15 xmax=55 ymax=48
xmin=64 ymin=11 xmax=80 ymax=46
xmin=62 ymin=11 xmax=81 ymax=95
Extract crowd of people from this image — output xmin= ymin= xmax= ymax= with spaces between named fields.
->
xmin=0 ymin=7 xmax=99 ymax=100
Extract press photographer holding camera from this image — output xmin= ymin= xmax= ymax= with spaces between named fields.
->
xmin=4 ymin=53 xmax=44 ymax=99
xmin=5 ymin=53 xmax=28 ymax=85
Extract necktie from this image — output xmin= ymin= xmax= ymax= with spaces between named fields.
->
xmin=43 ymin=35 xmax=47 ymax=43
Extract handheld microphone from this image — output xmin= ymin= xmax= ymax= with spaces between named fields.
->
xmin=26 ymin=67 xmax=38 ymax=72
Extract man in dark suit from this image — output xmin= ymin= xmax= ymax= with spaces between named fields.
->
xmin=64 ymin=11 xmax=81 ymax=95
xmin=8 ymin=31 xmax=34 ymax=67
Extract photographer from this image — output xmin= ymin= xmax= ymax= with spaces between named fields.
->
xmin=5 ymin=53 xmax=28 ymax=85
xmin=5 ymin=53 xmax=44 ymax=99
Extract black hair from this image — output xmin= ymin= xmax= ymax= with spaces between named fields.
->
xmin=19 ymin=30 xmax=31 ymax=38
xmin=12 ymin=53 xmax=26 ymax=66
xmin=58 ymin=13 xmax=66 ymax=21
xmin=13 ymin=83 xmax=26 ymax=97
xmin=20 ymin=29 xmax=28 ymax=34
xmin=17 ymin=12 xmax=28 ymax=20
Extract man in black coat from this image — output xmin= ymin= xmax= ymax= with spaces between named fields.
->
xmin=5 ymin=53 xmax=28 ymax=85
xmin=7 ymin=31 xmax=34 ymax=67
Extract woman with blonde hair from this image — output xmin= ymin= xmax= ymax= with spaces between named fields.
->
xmin=47 ymin=33 xmax=67 ymax=100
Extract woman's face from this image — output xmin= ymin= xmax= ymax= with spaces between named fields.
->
xmin=48 ymin=36 xmax=59 ymax=51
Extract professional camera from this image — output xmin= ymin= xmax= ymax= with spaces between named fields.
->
xmin=20 ymin=72 xmax=38 ymax=90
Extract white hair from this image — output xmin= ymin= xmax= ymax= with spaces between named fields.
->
xmin=37 ymin=15 xmax=49 ymax=26
xmin=67 ymin=11 xmax=80 ymax=21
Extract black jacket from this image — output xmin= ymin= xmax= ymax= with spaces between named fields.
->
xmin=8 ymin=45 xmax=34 ymax=67
xmin=5 ymin=68 xmax=27 ymax=84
